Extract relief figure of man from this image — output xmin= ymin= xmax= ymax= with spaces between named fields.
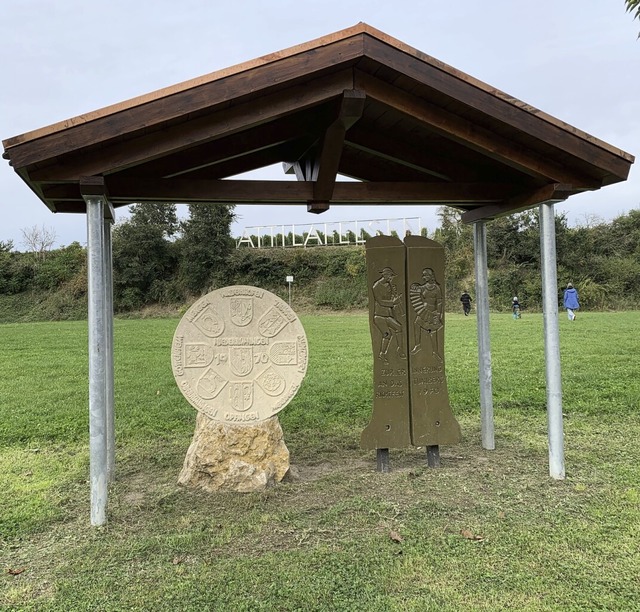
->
xmin=409 ymin=267 xmax=443 ymax=359
xmin=372 ymin=267 xmax=406 ymax=363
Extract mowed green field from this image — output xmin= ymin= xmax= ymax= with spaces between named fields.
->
xmin=1 ymin=311 xmax=639 ymax=610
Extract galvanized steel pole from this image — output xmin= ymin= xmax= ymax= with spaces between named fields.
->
xmin=86 ymin=196 xmax=108 ymax=525
xmin=473 ymin=221 xmax=495 ymax=450
xmin=539 ymin=202 xmax=565 ymax=479
xmin=103 ymin=218 xmax=115 ymax=482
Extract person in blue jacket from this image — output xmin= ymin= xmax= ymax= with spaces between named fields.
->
xmin=563 ymin=283 xmax=580 ymax=321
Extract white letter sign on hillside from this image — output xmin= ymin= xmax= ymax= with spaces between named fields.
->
xmin=236 ymin=217 xmax=423 ymax=248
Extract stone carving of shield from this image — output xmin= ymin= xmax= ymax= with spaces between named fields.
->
xmin=256 ymin=366 xmax=286 ymax=396
xmin=269 ymin=341 xmax=297 ymax=365
xmin=196 ymin=368 xmax=227 ymax=399
xmin=193 ymin=305 xmax=224 ymax=337
xmin=229 ymin=346 xmax=253 ymax=377
xmin=184 ymin=343 xmax=214 ymax=368
xmin=229 ymin=382 xmax=253 ymax=411
xmin=230 ymin=297 xmax=253 ymax=327
xmin=258 ymin=307 xmax=288 ymax=338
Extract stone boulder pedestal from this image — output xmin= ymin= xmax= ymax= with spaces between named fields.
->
xmin=178 ymin=412 xmax=290 ymax=493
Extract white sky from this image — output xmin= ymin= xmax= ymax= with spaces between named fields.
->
xmin=1 ymin=0 xmax=638 ymax=249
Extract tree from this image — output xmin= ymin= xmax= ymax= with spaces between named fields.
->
xmin=432 ymin=207 xmax=474 ymax=306
xmin=112 ymin=220 xmax=180 ymax=310
xmin=626 ymin=0 xmax=640 ymax=35
xmin=129 ymin=202 xmax=179 ymax=237
xmin=21 ymin=225 xmax=56 ymax=261
xmin=179 ymin=203 xmax=236 ymax=293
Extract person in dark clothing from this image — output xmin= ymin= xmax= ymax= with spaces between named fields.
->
xmin=563 ymin=283 xmax=580 ymax=321
xmin=460 ymin=291 xmax=472 ymax=316
xmin=512 ymin=296 xmax=521 ymax=319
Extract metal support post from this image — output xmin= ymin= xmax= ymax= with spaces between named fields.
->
xmin=539 ymin=202 xmax=565 ymax=480
xmin=426 ymin=445 xmax=440 ymax=468
xmin=376 ymin=448 xmax=390 ymax=473
xmin=473 ymin=221 xmax=495 ymax=450
xmin=86 ymin=196 xmax=108 ymax=525
xmin=103 ymin=218 xmax=115 ymax=481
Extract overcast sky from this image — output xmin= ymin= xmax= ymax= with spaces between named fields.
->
xmin=1 ymin=0 xmax=638 ymax=249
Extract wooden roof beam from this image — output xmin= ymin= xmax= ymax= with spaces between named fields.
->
xmin=355 ymin=72 xmax=601 ymax=188
xmin=308 ymin=89 xmax=366 ymax=213
xmin=363 ymin=35 xmax=633 ymax=179
xmin=79 ymin=176 xmax=115 ymax=221
xmin=116 ymin=110 xmax=331 ymax=179
xmin=171 ymin=138 xmax=317 ymax=181
xmin=4 ymin=34 xmax=366 ymax=166
xmin=57 ymin=178 xmax=519 ymax=204
xmin=27 ymin=70 xmax=355 ymax=181
xmin=460 ymin=183 xmax=575 ymax=224
xmin=345 ymin=126 xmax=465 ymax=182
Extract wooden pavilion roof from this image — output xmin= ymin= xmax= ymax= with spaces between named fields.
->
xmin=2 ymin=23 xmax=634 ymax=223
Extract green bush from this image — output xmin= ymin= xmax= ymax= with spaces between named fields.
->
xmin=314 ymin=275 xmax=368 ymax=309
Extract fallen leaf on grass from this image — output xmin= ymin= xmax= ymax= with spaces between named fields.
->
xmin=7 ymin=568 xmax=27 ymax=575
xmin=172 ymin=556 xmax=185 ymax=565
xmin=460 ymin=529 xmax=485 ymax=542
xmin=389 ymin=530 xmax=403 ymax=543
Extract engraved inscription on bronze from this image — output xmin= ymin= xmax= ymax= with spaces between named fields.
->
xmin=171 ymin=286 xmax=308 ymax=423
xmin=361 ymin=235 xmax=461 ymax=450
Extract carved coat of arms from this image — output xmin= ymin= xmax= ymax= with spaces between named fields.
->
xmin=193 ymin=305 xmax=224 ymax=337
xmin=229 ymin=346 xmax=254 ymax=377
xmin=196 ymin=368 xmax=227 ymax=399
xmin=258 ymin=307 xmax=287 ymax=337
xmin=229 ymin=382 xmax=253 ymax=411
xmin=230 ymin=298 xmax=253 ymax=327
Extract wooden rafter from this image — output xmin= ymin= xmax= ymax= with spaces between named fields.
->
xmin=345 ymin=125 xmax=466 ymax=181
xmin=354 ymin=72 xmax=601 ymax=188
xmin=114 ymin=112 xmax=328 ymax=179
xmin=362 ymin=35 xmax=633 ymax=177
xmin=27 ymin=71 xmax=355 ymax=180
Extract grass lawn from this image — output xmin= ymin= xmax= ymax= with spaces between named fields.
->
xmin=1 ymin=311 xmax=639 ymax=610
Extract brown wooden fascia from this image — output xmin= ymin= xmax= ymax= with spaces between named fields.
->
xmin=5 ymin=37 xmax=366 ymax=169
xmin=363 ymin=36 xmax=633 ymax=180
xmin=21 ymin=70 xmax=355 ymax=180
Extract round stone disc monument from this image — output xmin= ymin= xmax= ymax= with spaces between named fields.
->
xmin=172 ymin=285 xmax=308 ymax=492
